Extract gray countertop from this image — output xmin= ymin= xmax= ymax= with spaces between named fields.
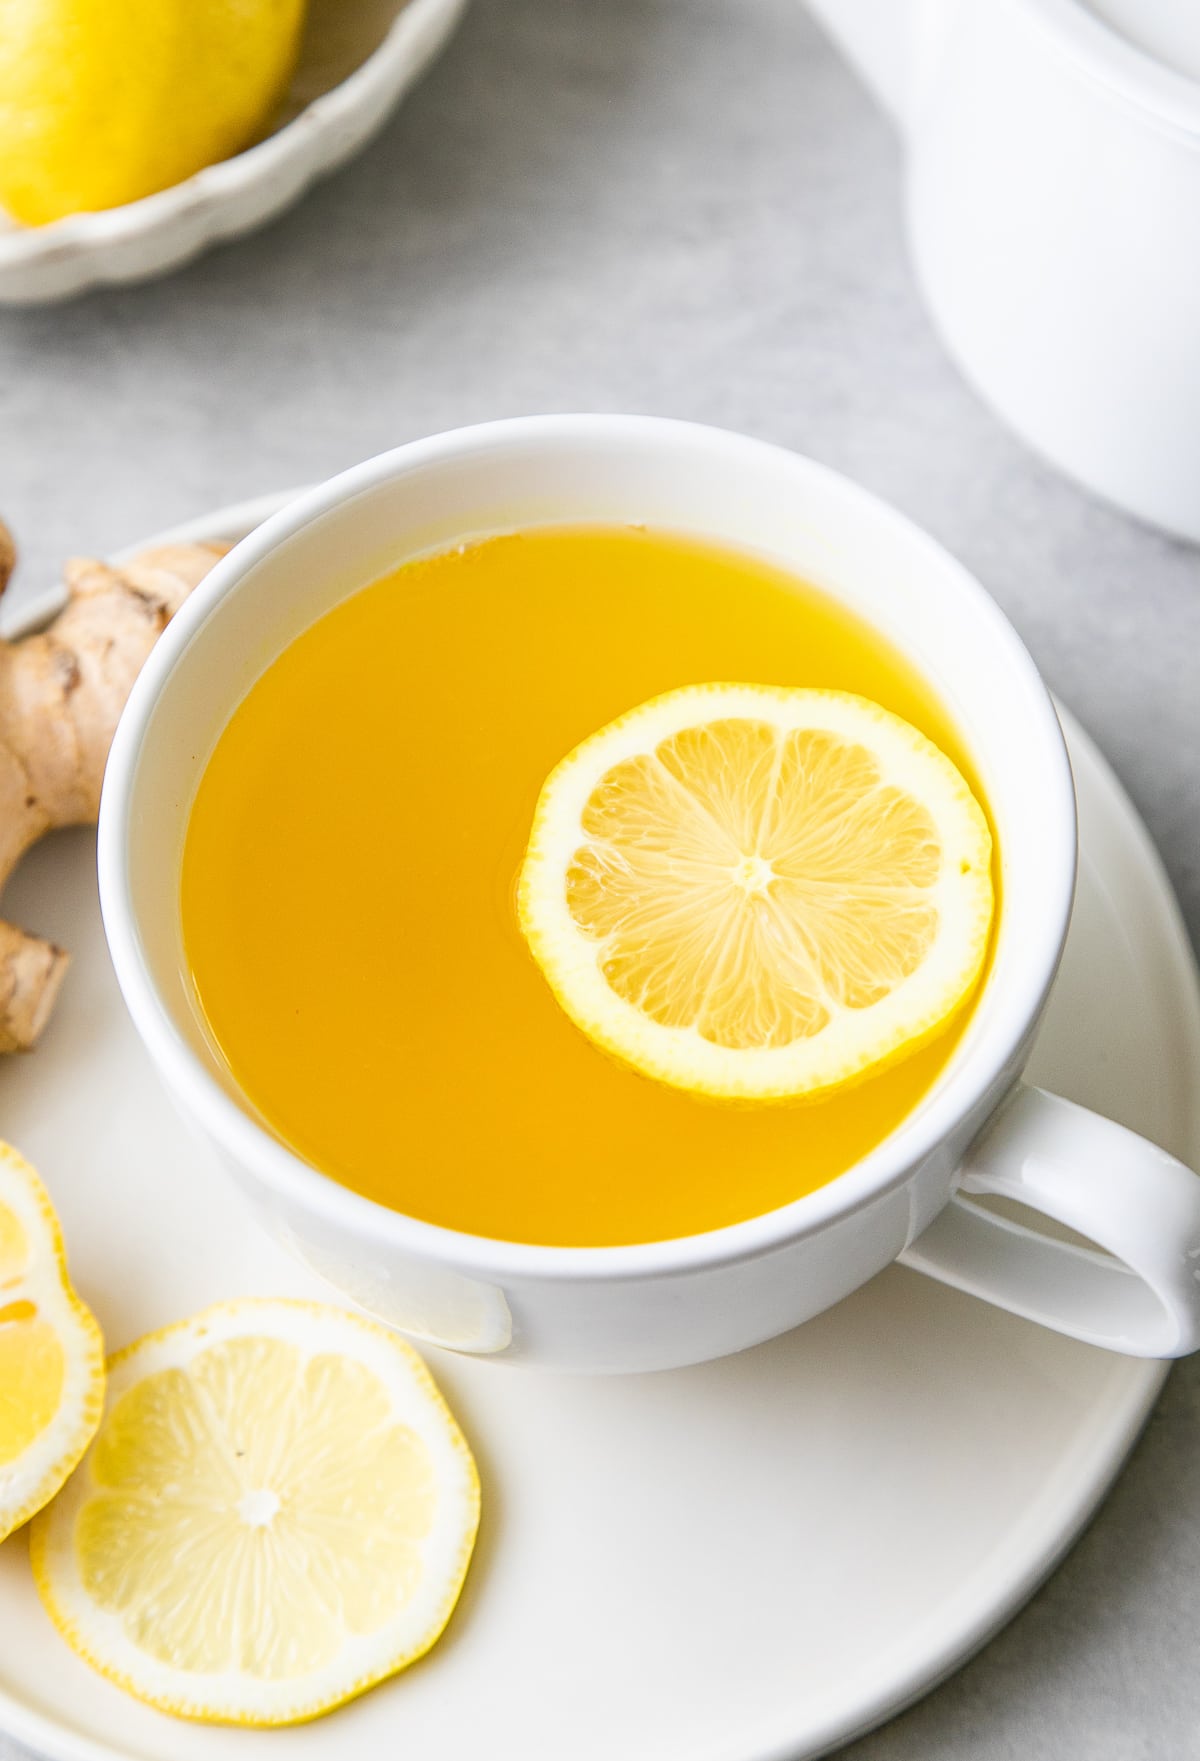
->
xmin=2 ymin=0 xmax=1199 ymax=1755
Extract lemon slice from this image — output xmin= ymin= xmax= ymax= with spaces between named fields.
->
xmin=0 ymin=1143 xmax=104 ymax=1543
xmin=31 ymin=1299 xmax=480 ymax=1726
xmin=518 ymin=684 xmax=993 ymax=1103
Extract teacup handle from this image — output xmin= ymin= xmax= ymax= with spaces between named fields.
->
xmin=899 ymin=1084 xmax=1200 ymax=1357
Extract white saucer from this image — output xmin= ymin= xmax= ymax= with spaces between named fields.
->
xmin=1 ymin=498 xmax=1198 ymax=1761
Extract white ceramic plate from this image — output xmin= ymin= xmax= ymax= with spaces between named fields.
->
xmin=0 ymin=495 xmax=1196 ymax=1761
xmin=0 ymin=0 xmax=468 ymax=305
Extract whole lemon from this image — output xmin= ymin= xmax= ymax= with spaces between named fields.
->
xmin=0 ymin=0 xmax=309 ymax=225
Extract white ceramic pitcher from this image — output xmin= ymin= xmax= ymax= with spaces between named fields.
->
xmin=805 ymin=0 xmax=1200 ymax=544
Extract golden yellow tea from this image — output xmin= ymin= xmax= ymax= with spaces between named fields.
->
xmin=182 ymin=527 xmax=992 ymax=1246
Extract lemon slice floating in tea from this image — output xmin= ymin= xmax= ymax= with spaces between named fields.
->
xmin=31 ymin=1299 xmax=480 ymax=1726
xmin=518 ymin=684 xmax=994 ymax=1103
xmin=0 ymin=1143 xmax=104 ymax=1543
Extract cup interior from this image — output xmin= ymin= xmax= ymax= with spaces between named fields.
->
xmin=105 ymin=416 xmax=1076 ymax=1241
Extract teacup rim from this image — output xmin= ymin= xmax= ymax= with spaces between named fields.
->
xmin=97 ymin=414 xmax=1077 ymax=1285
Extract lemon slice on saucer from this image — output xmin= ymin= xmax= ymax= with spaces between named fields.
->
xmin=31 ymin=1299 xmax=480 ymax=1726
xmin=0 ymin=1143 xmax=104 ymax=1543
xmin=518 ymin=684 xmax=993 ymax=1103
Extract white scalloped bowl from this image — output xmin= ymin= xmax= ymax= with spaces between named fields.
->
xmin=0 ymin=0 xmax=468 ymax=305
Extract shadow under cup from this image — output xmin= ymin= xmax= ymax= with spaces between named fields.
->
xmin=100 ymin=417 xmax=1075 ymax=1370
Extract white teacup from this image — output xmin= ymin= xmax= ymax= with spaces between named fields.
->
xmin=98 ymin=416 xmax=1200 ymax=1372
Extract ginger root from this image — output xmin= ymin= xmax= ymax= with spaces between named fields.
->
xmin=0 ymin=522 xmax=227 ymax=1052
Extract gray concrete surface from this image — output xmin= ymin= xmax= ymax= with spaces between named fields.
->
xmin=1 ymin=0 xmax=1199 ymax=1755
